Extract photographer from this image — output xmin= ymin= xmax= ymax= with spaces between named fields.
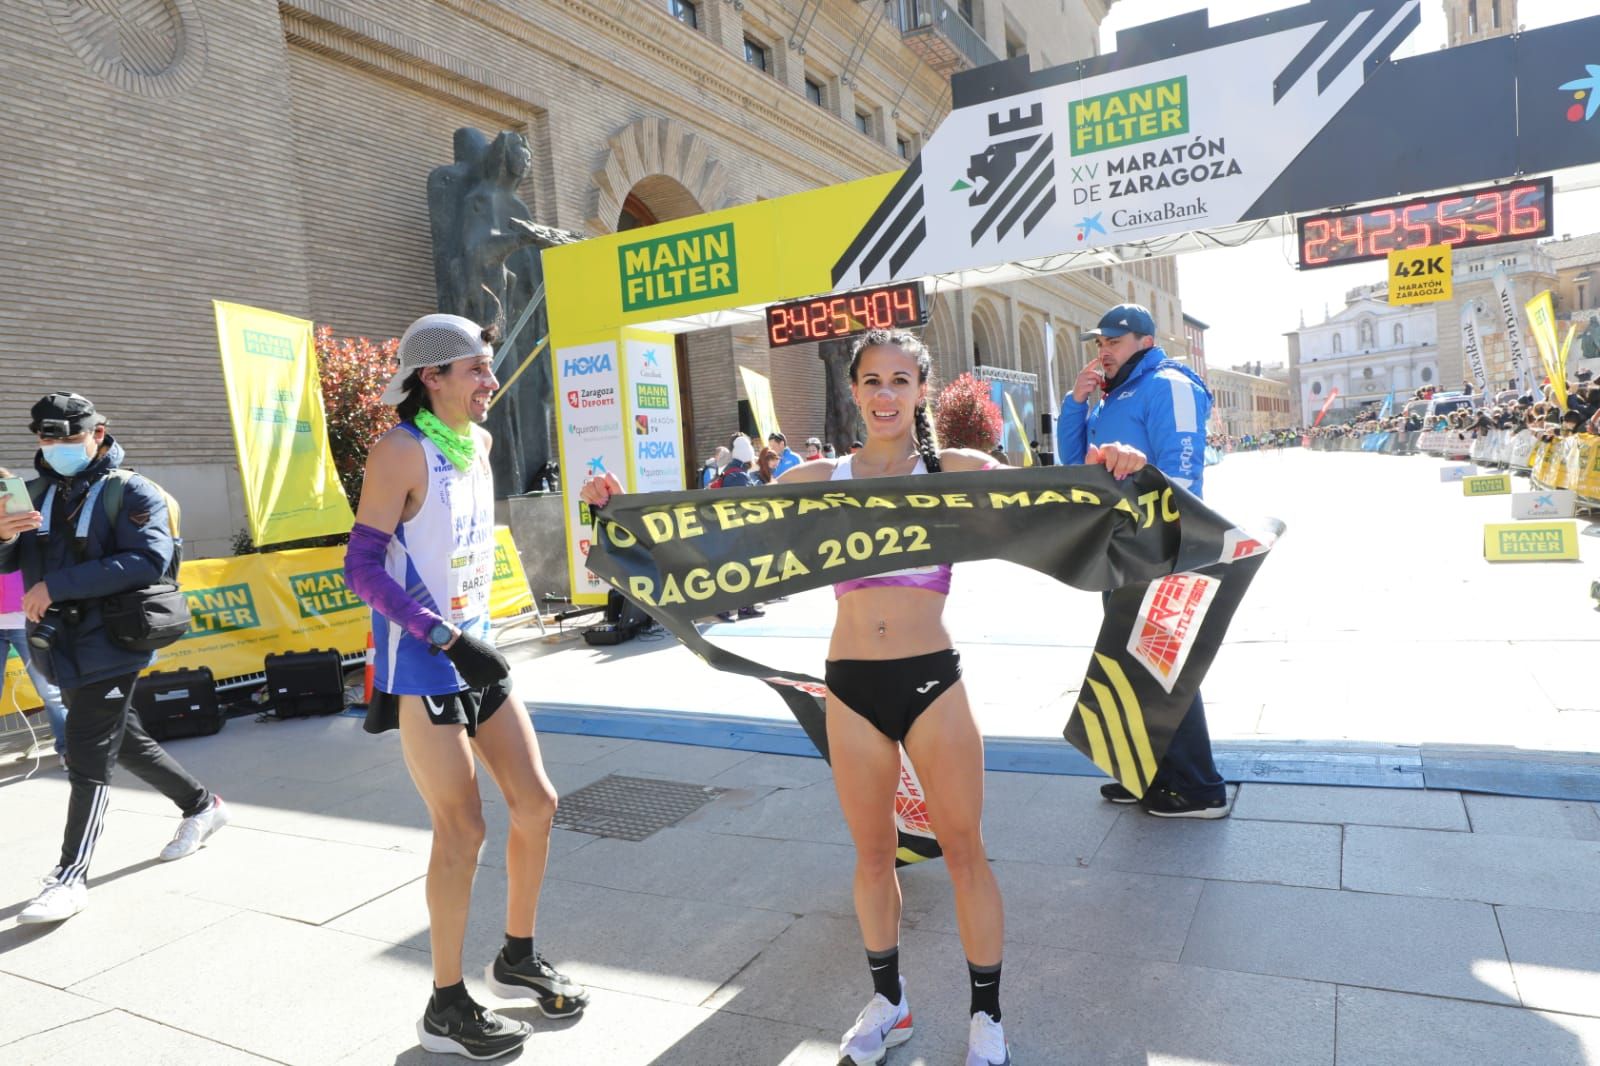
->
xmin=0 ymin=394 xmax=226 ymax=925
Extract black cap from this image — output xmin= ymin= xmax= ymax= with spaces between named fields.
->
xmin=29 ymin=393 xmax=103 ymax=439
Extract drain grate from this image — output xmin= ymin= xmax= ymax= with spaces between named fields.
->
xmin=554 ymin=774 xmax=726 ymax=841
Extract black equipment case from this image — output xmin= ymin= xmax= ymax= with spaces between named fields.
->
xmin=264 ymin=648 xmax=346 ymax=718
xmin=134 ymin=668 xmax=224 ymax=741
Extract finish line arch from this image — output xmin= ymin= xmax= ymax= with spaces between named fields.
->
xmin=544 ymin=0 xmax=1600 ymax=600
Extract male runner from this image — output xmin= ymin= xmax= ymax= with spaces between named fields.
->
xmin=344 ymin=315 xmax=588 ymax=1060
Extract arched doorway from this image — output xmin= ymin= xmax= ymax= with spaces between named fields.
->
xmin=971 ymin=298 xmax=1004 ymax=370
xmin=924 ymin=294 xmax=961 ymax=391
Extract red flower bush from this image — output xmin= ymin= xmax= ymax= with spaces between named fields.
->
xmin=935 ymin=373 xmax=1002 ymax=452
xmin=316 ymin=326 xmax=398 ymax=510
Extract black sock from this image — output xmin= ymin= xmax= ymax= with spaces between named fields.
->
xmin=504 ymin=934 xmax=533 ymax=965
xmin=432 ymin=980 xmax=471 ymax=1011
xmin=867 ymin=946 xmax=901 ymax=1005
xmin=969 ymin=960 xmax=1001 ymax=1022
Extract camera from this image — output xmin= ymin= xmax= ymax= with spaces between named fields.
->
xmin=28 ymin=603 xmax=82 ymax=651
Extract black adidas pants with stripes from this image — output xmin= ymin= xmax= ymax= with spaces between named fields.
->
xmin=57 ymin=673 xmax=212 ymax=885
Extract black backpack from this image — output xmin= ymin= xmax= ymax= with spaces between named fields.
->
xmin=29 ymin=469 xmax=190 ymax=651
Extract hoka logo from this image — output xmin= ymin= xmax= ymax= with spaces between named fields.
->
xmin=563 ymin=353 xmax=613 ymax=376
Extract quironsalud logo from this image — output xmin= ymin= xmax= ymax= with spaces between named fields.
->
xmin=1561 ymin=65 xmax=1600 ymax=123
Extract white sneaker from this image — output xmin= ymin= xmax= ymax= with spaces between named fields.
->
xmin=159 ymin=796 xmax=230 ymax=861
xmin=18 ymin=869 xmax=87 ymax=925
xmin=838 ymin=977 xmax=912 ymax=1065
xmin=966 ymin=1011 xmax=1012 ymax=1066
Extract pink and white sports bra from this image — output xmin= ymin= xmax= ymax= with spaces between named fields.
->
xmin=829 ymin=455 xmax=953 ymax=598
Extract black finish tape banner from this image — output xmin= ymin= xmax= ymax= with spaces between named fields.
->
xmin=586 ymin=465 xmax=1283 ymax=862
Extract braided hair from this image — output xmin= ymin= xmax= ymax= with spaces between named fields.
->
xmin=848 ymin=328 xmax=941 ymax=472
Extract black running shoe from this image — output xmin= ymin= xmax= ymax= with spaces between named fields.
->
xmin=417 ymin=996 xmax=531 ymax=1060
xmin=485 ymin=950 xmax=591 ymax=1018
xmin=1142 ymin=786 xmax=1232 ymax=820
xmin=1099 ymin=782 xmax=1139 ymax=804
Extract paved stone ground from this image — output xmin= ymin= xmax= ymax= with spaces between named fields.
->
xmin=4 ymin=719 xmax=1600 ymax=1064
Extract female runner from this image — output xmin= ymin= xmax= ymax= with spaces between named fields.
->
xmin=581 ymin=329 xmax=1146 ymax=1065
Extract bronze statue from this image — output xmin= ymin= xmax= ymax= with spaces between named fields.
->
xmin=428 ymin=129 xmax=552 ymax=494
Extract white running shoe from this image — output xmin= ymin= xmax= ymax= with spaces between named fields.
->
xmin=18 ymin=869 xmax=87 ymax=925
xmin=966 ymin=1011 xmax=1012 ymax=1066
xmin=160 ymin=796 xmax=230 ymax=861
xmin=838 ymin=977 xmax=912 ymax=1065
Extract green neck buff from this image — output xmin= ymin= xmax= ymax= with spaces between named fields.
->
xmin=414 ymin=409 xmax=475 ymax=471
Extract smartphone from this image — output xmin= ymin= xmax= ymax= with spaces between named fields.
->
xmin=0 ymin=475 xmax=30 ymax=514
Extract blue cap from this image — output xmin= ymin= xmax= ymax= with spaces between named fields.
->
xmin=1082 ymin=303 xmax=1156 ymax=340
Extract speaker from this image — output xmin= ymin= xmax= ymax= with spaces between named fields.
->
xmin=1040 ymin=412 xmax=1053 ymax=438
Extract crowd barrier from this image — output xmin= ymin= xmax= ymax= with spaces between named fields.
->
xmin=1531 ymin=435 xmax=1600 ymax=503
xmin=1310 ymin=429 xmax=1600 ymax=506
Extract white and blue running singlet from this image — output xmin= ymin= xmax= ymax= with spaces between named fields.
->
xmin=371 ymin=421 xmax=496 ymax=695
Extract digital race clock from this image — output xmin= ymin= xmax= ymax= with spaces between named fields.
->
xmin=766 ymin=282 xmax=926 ymax=348
xmin=1296 ymin=177 xmax=1553 ymax=270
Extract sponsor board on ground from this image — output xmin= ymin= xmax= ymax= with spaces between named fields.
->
xmin=1439 ymin=465 xmax=1474 ymax=482
xmin=1483 ymin=521 xmax=1580 ymax=561
xmin=1511 ymin=490 xmax=1576 ymax=519
xmin=1462 ymin=474 xmax=1511 ymax=496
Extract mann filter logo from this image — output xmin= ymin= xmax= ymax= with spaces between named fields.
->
xmin=494 ymin=543 xmax=515 ymax=582
xmin=290 ymin=568 xmax=363 ymax=618
xmin=185 ymin=583 xmax=260 ymax=636
xmin=1485 ymin=521 xmax=1579 ymax=561
xmin=242 ymin=329 xmax=295 ymax=361
xmin=637 ymin=383 xmax=670 ymax=409
xmin=619 ymin=223 xmax=738 ymax=311
xmin=1128 ymin=573 xmax=1217 ymax=692
xmin=1070 ymin=76 xmax=1188 ymax=156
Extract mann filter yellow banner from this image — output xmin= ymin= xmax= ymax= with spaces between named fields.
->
xmin=488 ymin=526 xmax=536 ymax=619
xmin=213 ymin=301 xmax=354 ymax=546
xmin=544 ymin=173 xmax=898 ymax=337
xmin=5 ymin=531 xmax=533 ymax=713
xmin=1484 ymin=521 xmax=1580 ymax=561
xmin=159 ymin=546 xmax=368 ymax=679
xmin=1387 ymin=245 xmax=1452 ymax=305
xmin=1462 ymin=474 xmax=1511 ymax=496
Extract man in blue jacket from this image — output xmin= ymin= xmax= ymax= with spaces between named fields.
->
xmin=0 ymin=394 xmax=228 ymax=924
xmin=1056 ymin=305 xmax=1230 ymax=818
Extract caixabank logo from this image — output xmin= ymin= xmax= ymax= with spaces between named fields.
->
xmin=184 ymin=583 xmax=260 ymax=637
xmin=567 ymin=386 xmax=617 ymax=410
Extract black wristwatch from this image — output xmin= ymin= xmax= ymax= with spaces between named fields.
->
xmin=427 ymin=622 xmax=454 ymax=653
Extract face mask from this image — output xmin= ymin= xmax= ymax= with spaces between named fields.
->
xmin=42 ymin=440 xmax=94 ymax=477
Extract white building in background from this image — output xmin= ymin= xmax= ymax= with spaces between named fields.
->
xmin=1288 ymin=283 xmax=1441 ymax=422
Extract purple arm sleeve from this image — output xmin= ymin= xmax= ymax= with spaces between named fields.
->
xmin=344 ymin=522 xmax=443 ymax=643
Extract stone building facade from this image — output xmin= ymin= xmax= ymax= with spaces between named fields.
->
xmin=1207 ymin=366 xmax=1293 ymax=439
xmin=5 ymin=0 xmax=1186 ymax=558
xmin=1290 ymin=284 xmax=1442 ymax=421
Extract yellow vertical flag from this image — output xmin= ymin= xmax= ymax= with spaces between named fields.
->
xmin=738 ymin=366 xmax=782 ymax=442
xmin=1524 ymin=291 xmax=1568 ymax=411
xmin=213 ymin=301 xmax=354 ymax=546
xmin=1003 ymin=391 xmax=1034 ymax=467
